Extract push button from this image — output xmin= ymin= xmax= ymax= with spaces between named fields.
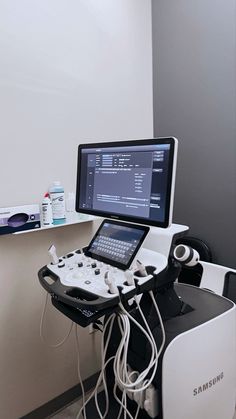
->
xmin=58 ymin=262 xmax=65 ymax=268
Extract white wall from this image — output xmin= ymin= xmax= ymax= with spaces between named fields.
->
xmin=0 ymin=1 xmax=153 ymax=418
xmin=0 ymin=0 xmax=153 ymax=205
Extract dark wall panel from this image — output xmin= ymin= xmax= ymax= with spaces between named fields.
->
xmin=152 ymin=0 xmax=236 ymax=267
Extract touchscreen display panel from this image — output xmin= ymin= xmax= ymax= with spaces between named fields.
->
xmin=85 ymin=220 xmax=149 ymax=270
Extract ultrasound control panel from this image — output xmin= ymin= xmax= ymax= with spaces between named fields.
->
xmin=51 ymin=250 xmax=135 ymax=299
xmin=38 ymin=220 xmax=168 ymax=326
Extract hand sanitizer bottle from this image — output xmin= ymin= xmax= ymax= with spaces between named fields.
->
xmin=49 ymin=181 xmax=66 ymax=224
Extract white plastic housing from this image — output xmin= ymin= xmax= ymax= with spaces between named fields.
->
xmin=162 ymin=303 xmax=236 ymax=419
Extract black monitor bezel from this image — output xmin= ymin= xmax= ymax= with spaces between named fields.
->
xmin=76 ymin=137 xmax=176 ymax=228
xmin=84 ymin=219 xmax=150 ymax=270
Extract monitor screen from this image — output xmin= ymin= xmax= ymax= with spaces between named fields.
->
xmin=76 ymin=138 xmax=177 ymax=228
xmin=85 ymin=219 xmax=149 ymax=270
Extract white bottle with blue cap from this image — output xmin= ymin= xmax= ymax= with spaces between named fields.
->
xmin=49 ymin=181 xmax=66 ymax=224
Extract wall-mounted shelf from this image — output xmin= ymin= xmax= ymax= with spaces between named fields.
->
xmin=13 ymin=212 xmax=98 ymax=235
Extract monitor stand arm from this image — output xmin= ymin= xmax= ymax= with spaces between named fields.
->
xmin=139 ymin=257 xmax=194 ymax=325
xmin=144 ymin=223 xmax=189 ymax=259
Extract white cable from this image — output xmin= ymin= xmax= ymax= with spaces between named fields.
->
xmin=94 ymin=314 xmax=116 ymax=418
xmin=114 ymin=305 xmax=158 ymax=393
xmin=113 ymin=356 xmax=143 ymax=419
xmin=91 ymin=311 xmax=141 ymax=419
xmin=134 ymin=403 xmax=141 ymax=419
xmin=75 ymin=325 xmax=87 ymax=419
xmin=113 ymin=384 xmax=134 ymax=419
xmin=76 ymin=356 xmax=115 ymax=419
xmin=40 ymin=293 xmax=73 ymax=348
xmin=95 ymin=313 xmax=121 ymax=418
xmin=112 ymin=292 xmax=166 ymax=419
xmin=109 ymin=311 xmax=154 ymax=419
xmin=76 ymin=314 xmax=116 ymax=419
xmin=149 ymin=291 xmax=166 ymax=356
xmin=114 ymin=315 xmax=140 ymax=391
xmin=114 ymin=318 xmax=136 ymax=419
xmin=76 ymin=290 xmax=166 ymax=419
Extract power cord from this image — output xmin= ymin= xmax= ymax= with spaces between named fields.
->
xmin=40 ymin=293 xmax=73 ymax=348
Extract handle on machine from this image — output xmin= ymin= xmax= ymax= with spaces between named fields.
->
xmin=38 ymin=266 xmax=119 ymax=311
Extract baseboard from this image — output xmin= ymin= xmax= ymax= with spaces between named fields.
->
xmin=20 ymin=372 xmax=100 ymax=419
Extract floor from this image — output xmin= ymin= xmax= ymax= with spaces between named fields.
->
xmin=49 ymin=398 xmax=82 ymax=419
xmin=49 ymin=397 xmax=236 ymax=419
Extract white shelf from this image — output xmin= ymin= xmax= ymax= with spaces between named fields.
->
xmin=13 ymin=213 xmax=98 ymax=235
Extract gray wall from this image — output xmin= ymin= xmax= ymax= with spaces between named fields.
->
xmin=152 ymin=0 xmax=236 ymax=267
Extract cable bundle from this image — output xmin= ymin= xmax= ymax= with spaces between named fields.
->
xmin=77 ymin=291 xmax=165 ymax=419
xmin=40 ymin=290 xmax=165 ymax=419
xmin=112 ymin=292 xmax=165 ymax=419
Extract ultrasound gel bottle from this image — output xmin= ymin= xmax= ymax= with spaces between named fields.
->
xmin=49 ymin=181 xmax=66 ymax=224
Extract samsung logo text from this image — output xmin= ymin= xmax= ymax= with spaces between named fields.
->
xmin=193 ymin=372 xmax=224 ymax=396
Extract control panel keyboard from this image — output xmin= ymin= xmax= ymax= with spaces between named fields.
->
xmin=47 ymin=250 xmax=135 ymax=298
xmin=46 ymin=247 xmax=167 ymax=299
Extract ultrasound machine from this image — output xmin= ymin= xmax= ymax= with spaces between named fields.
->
xmin=38 ymin=138 xmax=236 ymax=419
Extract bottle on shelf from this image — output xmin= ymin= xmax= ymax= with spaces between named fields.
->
xmin=41 ymin=193 xmax=53 ymax=226
xmin=66 ymin=192 xmax=75 ymax=212
xmin=49 ymin=181 xmax=66 ymax=225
